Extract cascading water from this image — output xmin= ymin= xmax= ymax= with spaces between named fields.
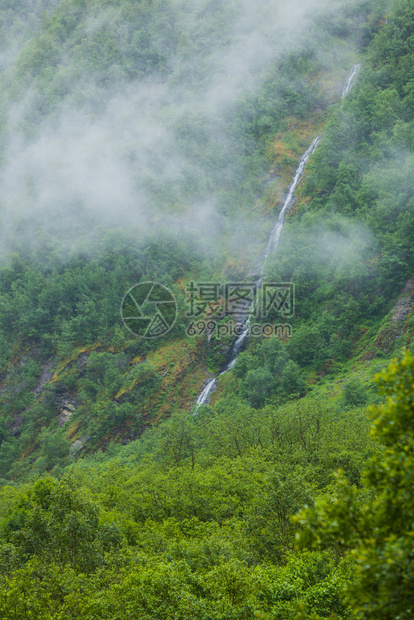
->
xmin=195 ymin=314 xmax=249 ymax=406
xmin=342 ymin=64 xmax=361 ymax=99
xmin=261 ymin=135 xmax=321 ymax=272
xmin=196 ymin=377 xmax=217 ymax=406
xmin=195 ymin=138 xmax=321 ymax=408
xmin=195 ymin=65 xmax=360 ymax=408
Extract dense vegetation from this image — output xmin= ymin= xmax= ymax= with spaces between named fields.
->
xmin=0 ymin=350 xmax=413 ymax=618
xmin=0 ymin=0 xmax=413 ymax=616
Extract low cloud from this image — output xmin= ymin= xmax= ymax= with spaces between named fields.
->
xmin=0 ymin=0 xmax=366 ymax=259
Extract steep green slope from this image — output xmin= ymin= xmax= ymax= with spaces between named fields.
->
xmin=0 ymin=0 xmax=389 ymax=476
xmin=219 ymin=0 xmax=414 ymax=408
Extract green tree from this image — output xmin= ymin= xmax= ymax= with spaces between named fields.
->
xmin=40 ymin=428 xmax=70 ymax=470
xmin=4 ymin=476 xmax=121 ymax=573
xmin=295 ymin=349 xmax=414 ymax=619
xmin=241 ymin=367 xmax=274 ymax=408
xmin=342 ymin=377 xmax=368 ymax=409
xmin=280 ymin=360 xmax=307 ymax=397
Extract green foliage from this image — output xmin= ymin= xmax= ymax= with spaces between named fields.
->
xmin=342 ymin=377 xmax=368 ymax=409
xmin=295 ymin=349 xmax=414 ymax=619
xmin=280 ymin=360 xmax=307 ymax=396
xmin=0 ymin=386 xmax=373 ymax=618
xmin=0 ymin=232 xmax=200 ymax=355
xmin=1 ymin=476 xmax=121 ymax=573
xmin=241 ymin=367 xmax=274 ymax=407
xmin=40 ymin=428 xmax=70 ymax=470
xmin=233 ymin=339 xmax=307 ymax=405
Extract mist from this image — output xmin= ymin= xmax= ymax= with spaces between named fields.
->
xmin=0 ymin=0 xmax=369 ymax=261
xmin=261 ymin=215 xmax=376 ymax=319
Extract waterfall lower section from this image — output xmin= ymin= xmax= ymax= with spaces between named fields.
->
xmin=196 ymin=378 xmax=217 ymax=406
xmin=194 ymin=64 xmax=361 ymax=409
xmin=195 ymin=323 xmax=250 ymax=406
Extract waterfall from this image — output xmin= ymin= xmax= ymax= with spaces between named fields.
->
xmin=196 ymin=378 xmax=217 ymax=406
xmin=194 ymin=64 xmax=360 ymax=408
xmin=261 ymin=135 xmax=321 ymax=273
xmin=342 ymin=64 xmax=361 ymax=99
xmin=194 ymin=136 xmax=321 ymax=408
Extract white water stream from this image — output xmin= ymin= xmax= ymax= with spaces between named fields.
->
xmin=262 ymin=135 xmax=321 ymax=269
xmin=195 ymin=65 xmax=361 ymax=408
xmin=342 ymin=63 xmax=361 ymax=99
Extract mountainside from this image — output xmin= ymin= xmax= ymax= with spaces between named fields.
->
xmin=0 ymin=0 xmax=414 ymax=618
xmin=0 ymin=0 xmax=395 ymax=470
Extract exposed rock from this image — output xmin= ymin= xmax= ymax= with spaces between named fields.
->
xmin=69 ymin=435 xmax=89 ymax=457
xmin=6 ymin=412 xmax=25 ymax=437
xmin=360 ymin=349 xmax=377 ymax=361
xmin=0 ymin=370 xmax=8 ymax=395
xmin=121 ymin=428 xmax=141 ymax=444
xmin=76 ymin=352 xmax=89 ymax=373
xmin=33 ymin=360 xmax=55 ymax=395
xmin=360 ymin=273 xmax=414 ymax=359
xmin=54 ymin=391 xmax=81 ymax=409
xmin=391 ymin=275 xmax=414 ymax=323
xmin=57 ymin=401 xmax=77 ymax=427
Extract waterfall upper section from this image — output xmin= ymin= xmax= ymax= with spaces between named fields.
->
xmin=261 ymin=135 xmax=321 ymax=276
xmin=342 ymin=64 xmax=361 ymax=99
